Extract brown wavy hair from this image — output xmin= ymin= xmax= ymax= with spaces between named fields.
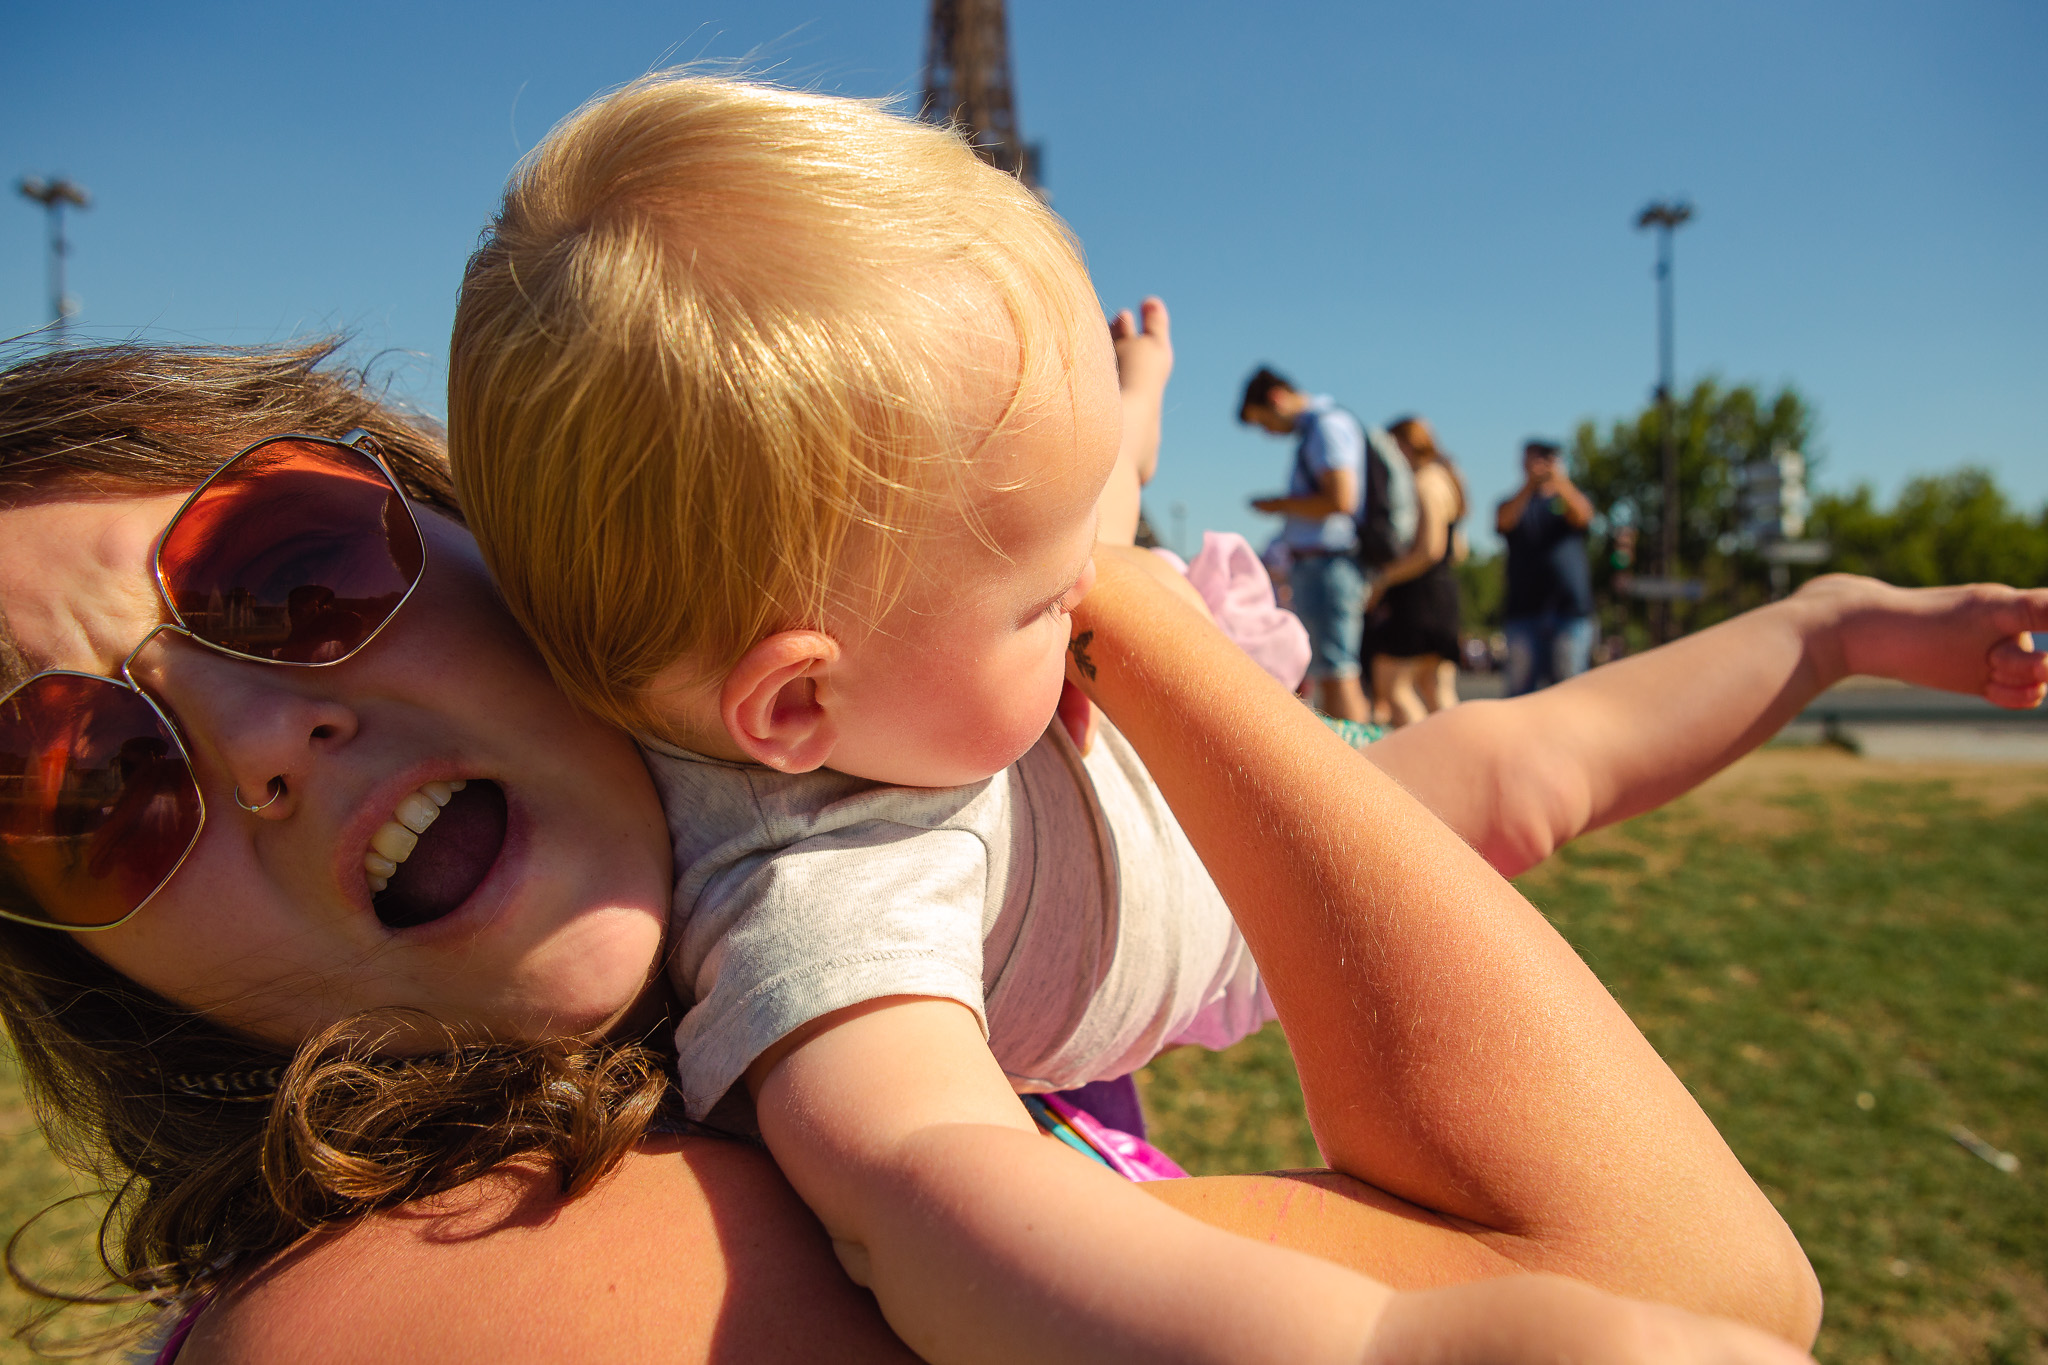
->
xmin=0 ymin=341 xmax=671 ymax=1350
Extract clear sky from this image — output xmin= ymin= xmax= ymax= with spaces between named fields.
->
xmin=5 ymin=1 xmax=2043 ymax=553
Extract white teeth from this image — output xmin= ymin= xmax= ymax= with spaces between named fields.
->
xmin=371 ymin=823 xmax=419 ymax=863
xmin=364 ymin=779 xmax=469 ymax=895
xmin=395 ymin=793 xmax=441 ymax=834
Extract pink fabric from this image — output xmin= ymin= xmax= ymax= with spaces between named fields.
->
xmin=1154 ymin=532 xmax=1310 ymax=691
xmin=153 ymin=1296 xmax=209 ymax=1363
xmin=1040 ymin=1092 xmax=1189 ymax=1182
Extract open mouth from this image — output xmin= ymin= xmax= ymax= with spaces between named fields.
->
xmin=372 ymin=779 xmax=508 ymax=929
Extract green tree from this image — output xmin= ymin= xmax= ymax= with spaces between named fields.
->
xmin=1456 ymin=550 xmax=1504 ymax=637
xmin=1811 ymin=470 xmax=2048 ymax=588
xmin=1570 ymin=379 xmax=1818 ymax=636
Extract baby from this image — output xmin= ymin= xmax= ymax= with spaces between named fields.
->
xmin=446 ymin=74 xmax=1785 ymax=1365
xmin=450 ymin=75 xmax=1272 ymax=1132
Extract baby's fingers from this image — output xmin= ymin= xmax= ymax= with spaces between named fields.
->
xmin=1136 ymin=295 xmax=1171 ymax=346
xmin=1986 ymin=634 xmax=2048 ymax=709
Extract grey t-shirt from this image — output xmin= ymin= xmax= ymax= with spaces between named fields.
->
xmin=644 ymin=720 xmax=1261 ymax=1120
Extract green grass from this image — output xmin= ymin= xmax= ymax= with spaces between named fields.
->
xmin=1138 ymin=767 xmax=2048 ymax=1364
xmin=6 ymin=761 xmax=2045 ymax=1362
xmin=0 ymin=1049 xmax=134 ymax=1364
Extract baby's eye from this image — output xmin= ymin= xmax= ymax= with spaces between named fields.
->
xmin=1045 ymin=580 xmax=1086 ymax=622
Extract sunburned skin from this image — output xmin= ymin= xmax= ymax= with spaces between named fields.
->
xmin=1067 ymin=629 xmax=1097 ymax=682
xmin=0 ymin=490 xmax=674 ymax=1049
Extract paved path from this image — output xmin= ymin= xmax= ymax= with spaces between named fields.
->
xmin=1453 ymin=672 xmax=2048 ymax=763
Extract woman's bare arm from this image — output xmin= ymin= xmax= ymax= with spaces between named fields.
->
xmin=1065 ymin=547 xmax=1822 ymax=1343
xmin=1370 ymin=575 xmax=2048 ymax=875
xmin=1369 ymin=462 xmax=1457 ymax=594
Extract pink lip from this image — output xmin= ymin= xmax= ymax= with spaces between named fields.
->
xmin=331 ymin=764 xmax=520 ymax=939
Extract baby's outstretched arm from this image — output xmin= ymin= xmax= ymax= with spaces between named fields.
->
xmin=749 ymin=997 xmax=1809 ymax=1365
xmin=1372 ymin=576 xmax=2048 ymax=875
xmin=1096 ymin=297 xmax=1172 ymax=548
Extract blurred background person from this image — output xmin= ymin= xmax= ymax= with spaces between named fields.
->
xmin=1497 ymin=438 xmax=1596 ymax=695
xmin=1242 ymin=366 xmax=1370 ymax=723
xmin=1366 ymin=415 xmax=1468 ymax=724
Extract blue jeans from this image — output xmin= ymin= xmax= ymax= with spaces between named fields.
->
xmin=1503 ymin=612 xmax=1594 ymax=696
xmin=1288 ymin=554 xmax=1366 ymax=680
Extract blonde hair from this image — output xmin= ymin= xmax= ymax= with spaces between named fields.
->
xmin=449 ymin=72 xmax=1094 ymax=734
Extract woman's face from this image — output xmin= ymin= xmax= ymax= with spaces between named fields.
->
xmin=0 ymin=485 xmax=672 ymax=1049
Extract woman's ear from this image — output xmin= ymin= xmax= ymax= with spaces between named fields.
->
xmin=719 ymin=631 xmax=842 ymax=773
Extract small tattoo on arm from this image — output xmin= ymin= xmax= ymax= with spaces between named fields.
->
xmin=1069 ymin=630 xmax=1097 ymax=680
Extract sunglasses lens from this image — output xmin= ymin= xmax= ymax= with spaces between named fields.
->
xmin=1 ymin=674 xmax=202 ymax=928
xmin=158 ymin=438 xmax=425 ymax=664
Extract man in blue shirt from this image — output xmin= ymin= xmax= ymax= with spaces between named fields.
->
xmin=1240 ymin=367 xmax=1369 ymax=723
xmin=1496 ymin=439 xmax=1597 ymax=695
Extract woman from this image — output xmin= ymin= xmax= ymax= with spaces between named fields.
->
xmin=5 ymin=343 xmax=2044 ymax=1361
xmin=1368 ymin=415 xmax=1468 ymax=725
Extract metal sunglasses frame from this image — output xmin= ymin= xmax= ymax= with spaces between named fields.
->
xmin=0 ymin=429 xmax=428 ymax=932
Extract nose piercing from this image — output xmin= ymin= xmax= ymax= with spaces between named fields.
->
xmin=234 ymin=778 xmax=286 ymax=814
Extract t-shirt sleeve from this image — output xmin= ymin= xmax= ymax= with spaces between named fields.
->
xmin=667 ymin=824 xmax=990 ymax=1119
xmin=1323 ymin=410 xmax=1366 ymax=478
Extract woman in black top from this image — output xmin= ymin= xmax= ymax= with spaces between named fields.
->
xmin=1369 ymin=416 xmax=1469 ymax=725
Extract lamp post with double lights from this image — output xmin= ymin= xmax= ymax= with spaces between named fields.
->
xmin=18 ymin=175 xmax=92 ymax=342
xmin=1635 ymin=198 xmax=1693 ymax=640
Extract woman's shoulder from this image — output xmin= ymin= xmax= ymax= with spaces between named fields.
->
xmin=179 ymin=1137 xmax=916 ymax=1364
xmin=1416 ymin=459 xmax=1464 ymax=515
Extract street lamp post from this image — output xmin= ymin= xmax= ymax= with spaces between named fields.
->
xmin=1635 ymin=198 xmax=1692 ymax=641
xmin=18 ymin=175 xmax=91 ymax=342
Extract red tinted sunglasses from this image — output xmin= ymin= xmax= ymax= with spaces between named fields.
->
xmin=0 ymin=431 xmax=426 ymax=931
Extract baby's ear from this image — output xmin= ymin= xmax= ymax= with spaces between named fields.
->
xmin=720 ymin=631 xmax=841 ymax=774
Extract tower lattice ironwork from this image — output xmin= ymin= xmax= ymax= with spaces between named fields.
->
xmin=920 ymin=0 xmax=1040 ymax=189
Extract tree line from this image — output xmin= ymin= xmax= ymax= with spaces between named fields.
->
xmin=1457 ymin=381 xmax=2048 ymax=643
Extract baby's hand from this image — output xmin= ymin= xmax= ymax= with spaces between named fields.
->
xmin=1805 ymin=576 xmax=2048 ymax=709
xmin=1110 ymin=296 xmax=1173 ymax=409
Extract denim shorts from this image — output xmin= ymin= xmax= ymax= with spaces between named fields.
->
xmin=1502 ymin=611 xmax=1594 ymax=696
xmin=1288 ymin=553 xmax=1366 ymax=680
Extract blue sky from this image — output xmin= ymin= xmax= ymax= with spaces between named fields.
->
xmin=5 ymin=1 xmax=2042 ymax=553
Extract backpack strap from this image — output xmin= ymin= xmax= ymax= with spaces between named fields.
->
xmin=1289 ymin=421 xmax=1316 ymax=500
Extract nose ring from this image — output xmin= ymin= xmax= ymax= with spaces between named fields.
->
xmin=234 ymin=778 xmax=286 ymax=814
